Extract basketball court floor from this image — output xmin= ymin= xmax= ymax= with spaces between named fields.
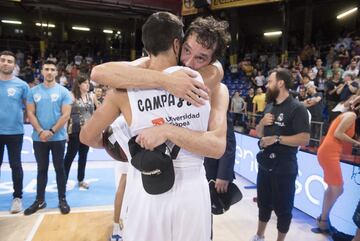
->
xmin=0 ymin=161 xmax=332 ymax=241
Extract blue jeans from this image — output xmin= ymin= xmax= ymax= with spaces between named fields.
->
xmin=33 ymin=140 xmax=66 ymax=201
xmin=0 ymin=134 xmax=24 ymax=198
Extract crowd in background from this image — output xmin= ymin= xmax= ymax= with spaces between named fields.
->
xmin=10 ymin=47 xmax=108 ymax=109
xmin=5 ymin=32 xmax=360 ymax=152
xmin=228 ymin=34 xmax=360 ymax=150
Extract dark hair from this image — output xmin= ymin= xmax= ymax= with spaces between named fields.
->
xmin=72 ymin=74 xmax=88 ymax=99
xmin=184 ymin=16 xmax=231 ymax=62
xmin=316 ymin=68 xmax=324 ymax=77
xmin=271 ymin=68 xmax=293 ymax=90
xmin=43 ymin=60 xmax=57 ymax=67
xmin=0 ymin=50 xmax=16 ymax=61
xmin=142 ymin=12 xmax=183 ymax=56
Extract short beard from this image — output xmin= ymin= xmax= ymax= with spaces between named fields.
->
xmin=0 ymin=69 xmax=13 ymax=75
xmin=266 ymin=87 xmax=279 ymax=103
xmin=45 ymin=78 xmax=55 ymax=83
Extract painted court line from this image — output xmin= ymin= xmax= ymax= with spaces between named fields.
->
xmin=36 ymin=206 xmax=113 ymax=215
xmin=25 ymin=213 xmax=44 ymax=241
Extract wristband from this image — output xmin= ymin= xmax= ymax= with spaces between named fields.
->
xmin=49 ymin=128 xmax=55 ymax=134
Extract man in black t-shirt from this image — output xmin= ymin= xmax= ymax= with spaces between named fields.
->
xmin=304 ymin=83 xmax=323 ymax=146
xmin=337 ymin=74 xmax=358 ymax=102
xmin=250 ymin=68 xmax=310 ymax=241
xmin=326 ymin=71 xmax=342 ymax=123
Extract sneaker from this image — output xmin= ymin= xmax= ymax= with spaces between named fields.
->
xmin=24 ymin=200 xmax=46 ymax=216
xmin=10 ymin=198 xmax=22 ymax=214
xmin=59 ymin=198 xmax=70 ymax=214
xmin=110 ymin=222 xmax=123 ymax=241
xmin=110 ymin=233 xmax=123 ymax=241
xmin=250 ymin=235 xmax=265 ymax=241
xmin=78 ymin=181 xmax=89 ymax=189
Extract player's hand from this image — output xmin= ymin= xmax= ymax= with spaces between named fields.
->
xmin=165 ymin=69 xmax=209 ymax=107
xmin=136 ymin=125 xmax=168 ymax=150
xmin=260 ymin=113 xmax=274 ymax=126
xmin=215 ymin=178 xmax=229 ymax=193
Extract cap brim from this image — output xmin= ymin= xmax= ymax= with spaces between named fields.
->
xmin=226 ymin=182 xmax=243 ymax=206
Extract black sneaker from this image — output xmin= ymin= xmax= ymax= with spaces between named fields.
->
xmin=59 ymin=198 xmax=70 ymax=214
xmin=24 ymin=200 xmax=46 ymax=216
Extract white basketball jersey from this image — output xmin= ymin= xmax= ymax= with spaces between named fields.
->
xmin=127 ymin=66 xmax=211 ymax=168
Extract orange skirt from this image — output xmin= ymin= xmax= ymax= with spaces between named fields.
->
xmin=317 ymin=149 xmax=343 ymax=186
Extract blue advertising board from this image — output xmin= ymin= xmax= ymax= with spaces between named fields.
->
xmin=2 ymin=124 xmax=110 ymax=162
xmin=234 ymin=132 xmax=359 ymax=234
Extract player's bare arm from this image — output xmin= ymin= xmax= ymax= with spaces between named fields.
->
xmin=80 ymin=89 xmax=125 ymax=148
xmin=90 ymin=59 xmax=209 ymax=106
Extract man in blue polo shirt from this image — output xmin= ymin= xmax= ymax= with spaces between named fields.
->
xmin=0 ymin=50 xmax=29 ymax=214
xmin=25 ymin=60 xmax=72 ymax=215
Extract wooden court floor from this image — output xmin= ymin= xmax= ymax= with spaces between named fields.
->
xmin=0 ymin=177 xmax=332 ymax=241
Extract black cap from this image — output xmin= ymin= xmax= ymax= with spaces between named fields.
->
xmin=128 ymin=136 xmax=175 ymax=195
xmin=209 ymin=180 xmax=243 ymax=215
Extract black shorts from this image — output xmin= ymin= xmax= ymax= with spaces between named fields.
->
xmin=354 ymin=200 xmax=360 ymax=229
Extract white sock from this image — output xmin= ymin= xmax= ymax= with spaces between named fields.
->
xmin=255 ymin=234 xmax=264 ymax=240
xmin=113 ymin=223 xmax=121 ymax=235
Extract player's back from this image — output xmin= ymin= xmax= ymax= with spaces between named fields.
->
xmin=127 ymin=66 xmax=211 ymax=168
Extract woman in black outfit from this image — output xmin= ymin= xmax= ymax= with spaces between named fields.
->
xmin=64 ymin=75 xmax=98 ymax=189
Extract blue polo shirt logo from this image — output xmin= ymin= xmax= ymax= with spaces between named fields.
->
xmin=34 ymin=94 xmax=41 ymax=102
xmin=51 ymin=94 xmax=59 ymax=102
xmin=7 ymin=88 xmax=16 ymax=96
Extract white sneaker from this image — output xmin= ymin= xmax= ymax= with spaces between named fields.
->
xmin=250 ymin=235 xmax=265 ymax=241
xmin=79 ymin=181 xmax=89 ymax=189
xmin=10 ymin=198 xmax=22 ymax=214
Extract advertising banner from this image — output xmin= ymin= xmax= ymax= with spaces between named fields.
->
xmin=211 ymin=0 xmax=282 ymax=10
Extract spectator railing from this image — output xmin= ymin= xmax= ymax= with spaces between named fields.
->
xmin=310 ymin=121 xmax=324 ymax=147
